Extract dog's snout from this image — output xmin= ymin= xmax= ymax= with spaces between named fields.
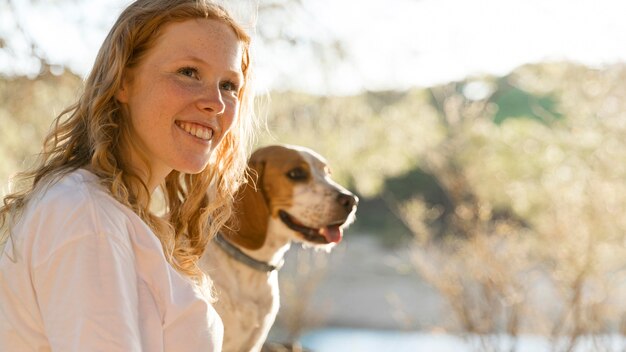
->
xmin=337 ymin=192 xmax=358 ymax=213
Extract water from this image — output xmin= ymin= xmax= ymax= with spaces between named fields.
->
xmin=299 ymin=328 xmax=626 ymax=352
xmin=300 ymin=329 xmax=468 ymax=352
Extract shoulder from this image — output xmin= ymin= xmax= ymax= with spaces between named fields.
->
xmin=31 ymin=169 xmax=127 ymax=231
xmin=16 ymin=169 xmax=136 ymax=261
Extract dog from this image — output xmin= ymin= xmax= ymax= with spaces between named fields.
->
xmin=199 ymin=144 xmax=358 ymax=352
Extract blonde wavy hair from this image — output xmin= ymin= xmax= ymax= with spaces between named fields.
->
xmin=0 ymin=0 xmax=255 ymax=286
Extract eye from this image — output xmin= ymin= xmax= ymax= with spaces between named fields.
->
xmin=220 ymin=80 xmax=240 ymax=95
xmin=177 ymin=66 xmax=199 ymax=79
xmin=286 ymin=167 xmax=308 ymax=181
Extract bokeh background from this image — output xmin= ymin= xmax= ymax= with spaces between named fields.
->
xmin=2 ymin=0 xmax=626 ymax=351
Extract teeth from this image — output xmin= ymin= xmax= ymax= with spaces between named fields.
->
xmin=177 ymin=121 xmax=213 ymax=141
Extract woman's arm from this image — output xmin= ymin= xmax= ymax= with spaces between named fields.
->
xmin=33 ymin=232 xmax=143 ymax=351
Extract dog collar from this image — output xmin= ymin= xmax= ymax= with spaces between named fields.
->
xmin=214 ymin=233 xmax=284 ymax=272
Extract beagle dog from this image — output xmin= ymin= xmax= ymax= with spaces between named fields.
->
xmin=199 ymin=144 xmax=358 ymax=352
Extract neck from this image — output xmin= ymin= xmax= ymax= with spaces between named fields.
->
xmin=218 ymin=221 xmax=293 ymax=272
xmin=214 ymin=233 xmax=284 ymax=272
xmin=120 ymin=143 xmax=171 ymax=193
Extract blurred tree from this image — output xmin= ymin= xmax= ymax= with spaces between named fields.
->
xmin=401 ymin=63 xmax=626 ymax=351
xmin=490 ymin=77 xmax=562 ymax=125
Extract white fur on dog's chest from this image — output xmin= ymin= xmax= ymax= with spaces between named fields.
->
xmin=201 ymin=242 xmax=280 ymax=352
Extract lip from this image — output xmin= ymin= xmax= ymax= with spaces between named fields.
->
xmin=278 ymin=210 xmax=347 ymax=245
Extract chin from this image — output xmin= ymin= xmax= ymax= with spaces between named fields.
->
xmin=175 ymin=158 xmax=213 ymax=175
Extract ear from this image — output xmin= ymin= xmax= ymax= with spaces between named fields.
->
xmin=223 ymin=159 xmax=269 ymax=250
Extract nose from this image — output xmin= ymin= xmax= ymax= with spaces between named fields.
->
xmin=197 ymin=86 xmax=225 ymax=116
xmin=337 ymin=192 xmax=358 ymax=213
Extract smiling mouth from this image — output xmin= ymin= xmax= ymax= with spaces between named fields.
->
xmin=278 ymin=210 xmax=344 ymax=244
xmin=176 ymin=121 xmax=213 ymax=141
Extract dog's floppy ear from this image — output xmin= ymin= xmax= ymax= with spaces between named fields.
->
xmin=223 ymin=158 xmax=270 ymax=250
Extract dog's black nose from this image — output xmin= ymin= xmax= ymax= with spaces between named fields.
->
xmin=337 ymin=192 xmax=358 ymax=213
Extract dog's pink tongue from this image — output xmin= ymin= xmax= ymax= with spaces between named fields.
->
xmin=320 ymin=225 xmax=343 ymax=243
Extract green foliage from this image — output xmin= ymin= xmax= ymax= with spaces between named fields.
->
xmin=491 ymin=79 xmax=562 ymax=124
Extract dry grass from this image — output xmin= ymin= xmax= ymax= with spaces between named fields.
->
xmin=0 ymin=71 xmax=81 ymax=191
xmin=394 ymin=64 xmax=626 ymax=351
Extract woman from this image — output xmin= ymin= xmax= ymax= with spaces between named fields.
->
xmin=0 ymin=0 xmax=256 ymax=350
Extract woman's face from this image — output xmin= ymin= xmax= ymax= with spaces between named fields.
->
xmin=116 ymin=18 xmax=244 ymax=190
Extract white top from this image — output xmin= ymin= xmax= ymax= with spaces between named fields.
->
xmin=0 ymin=169 xmax=223 ymax=351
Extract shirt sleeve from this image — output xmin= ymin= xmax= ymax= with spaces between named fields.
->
xmin=32 ymin=232 xmax=144 ymax=352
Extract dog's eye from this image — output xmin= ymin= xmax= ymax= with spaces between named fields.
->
xmin=286 ymin=167 xmax=308 ymax=181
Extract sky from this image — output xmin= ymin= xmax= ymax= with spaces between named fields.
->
xmin=1 ymin=0 xmax=626 ymax=95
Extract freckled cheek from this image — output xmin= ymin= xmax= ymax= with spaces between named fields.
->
xmin=222 ymin=101 xmax=239 ymax=132
xmin=157 ymin=79 xmax=198 ymax=109
xmin=167 ymin=84 xmax=197 ymax=105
